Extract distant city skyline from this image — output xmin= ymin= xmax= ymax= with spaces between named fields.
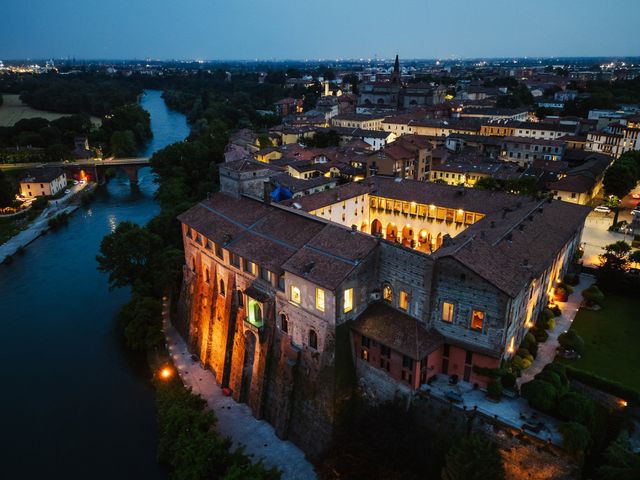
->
xmin=2 ymin=0 xmax=639 ymax=61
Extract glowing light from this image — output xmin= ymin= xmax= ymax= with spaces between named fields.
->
xmin=620 ymin=400 xmax=628 ymax=408
xmin=159 ymin=367 xmax=174 ymax=380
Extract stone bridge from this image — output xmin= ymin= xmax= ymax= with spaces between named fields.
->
xmin=0 ymin=157 xmax=151 ymax=186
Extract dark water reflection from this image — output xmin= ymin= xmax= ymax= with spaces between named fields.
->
xmin=0 ymin=90 xmax=188 ymax=479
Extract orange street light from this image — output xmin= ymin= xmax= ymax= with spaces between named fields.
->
xmin=159 ymin=366 xmax=174 ymax=380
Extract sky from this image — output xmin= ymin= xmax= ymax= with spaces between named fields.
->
xmin=2 ymin=0 xmax=639 ymax=61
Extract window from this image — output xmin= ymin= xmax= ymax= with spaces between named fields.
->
xmin=343 ymin=288 xmax=353 ymax=313
xmin=471 ymin=310 xmax=484 ymax=331
xmin=361 ymin=335 xmax=370 ymax=348
xmin=196 ymin=234 xmax=203 ymax=245
xmin=442 ymin=302 xmax=454 ymax=323
xmin=205 ymin=268 xmax=210 ymax=283
xmin=248 ymin=301 xmax=262 ymax=326
xmin=383 ymin=284 xmax=393 ymax=302
xmin=186 ymin=227 xmax=193 ymax=239
xmin=215 ymin=243 xmax=223 ymax=259
xmin=243 ymin=259 xmax=255 ymax=275
xmin=465 ymin=350 xmax=473 ymax=364
xmin=277 ymin=275 xmax=285 ymax=291
xmin=280 ymin=313 xmax=288 ymax=333
xmin=205 ymin=239 xmax=213 ymax=251
xmin=309 ymin=329 xmax=318 ymax=349
xmin=230 ymin=253 xmax=240 ymax=268
xmin=315 ymin=288 xmax=325 ymax=312
xmin=291 ymin=286 xmax=301 ymax=304
xmin=379 ymin=344 xmax=391 ymax=371
xmin=219 ymin=278 xmax=225 ymax=297
xmin=237 ymin=289 xmax=244 ymax=307
xmin=399 ymin=291 xmax=409 ymax=311
xmin=260 ymin=267 xmax=270 ymax=282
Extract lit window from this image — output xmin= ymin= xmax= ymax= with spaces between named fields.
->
xmin=471 ymin=310 xmax=484 ymax=331
xmin=316 ymin=288 xmax=325 ymax=312
xmin=442 ymin=302 xmax=454 ymax=322
xmin=383 ymin=284 xmax=393 ymax=302
xmin=399 ymin=291 xmax=409 ymax=311
xmin=343 ymin=288 xmax=353 ymax=313
xmin=260 ymin=267 xmax=270 ymax=282
xmin=291 ymin=286 xmax=301 ymax=304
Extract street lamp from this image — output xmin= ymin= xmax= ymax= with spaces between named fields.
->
xmin=159 ymin=366 xmax=174 ymax=380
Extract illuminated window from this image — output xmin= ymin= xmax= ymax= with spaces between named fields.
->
xmin=343 ymin=288 xmax=353 ymax=313
xmin=471 ymin=310 xmax=484 ymax=331
xmin=309 ymin=329 xmax=318 ymax=349
xmin=383 ymin=284 xmax=393 ymax=302
xmin=361 ymin=335 xmax=370 ymax=361
xmin=248 ymin=300 xmax=263 ymax=327
xmin=260 ymin=267 xmax=270 ymax=282
xmin=442 ymin=302 xmax=454 ymax=323
xmin=291 ymin=286 xmax=301 ymax=304
xmin=243 ymin=259 xmax=255 ymax=275
xmin=399 ymin=291 xmax=409 ymax=311
xmin=315 ymin=288 xmax=325 ymax=312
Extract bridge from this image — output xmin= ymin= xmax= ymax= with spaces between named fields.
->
xmin=0 ymin=157 xmax=151 ymax=185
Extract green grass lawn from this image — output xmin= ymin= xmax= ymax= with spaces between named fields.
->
xmin=562 ymin=294 xmax=640 ymax=392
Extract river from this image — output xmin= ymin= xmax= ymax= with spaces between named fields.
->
xmin=0 ymin=89 xmax=189 ymax=478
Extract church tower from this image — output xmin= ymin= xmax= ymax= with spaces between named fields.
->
xmin=391 ymin=54 xmax=400 ymax=84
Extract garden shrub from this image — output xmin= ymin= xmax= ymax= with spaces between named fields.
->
xmin=521 ymin=379 xmax=557 ymax=412
xmin=550 ymin=305 xmax=562 ymax=317
xmin=543 ymin=363 xmax=570 ymax=392
xmin=511 ymin=356 xmax=525 ymax=370
xmin=558 ymin=392 xmax=596 ymax=430
xmin=516 ymin=347 xmax=530 ymax=359
xmin=559 ymin=422 xmax=591 ymax=455
xmin=487 ymin=380 xmax=503 ymax=400
xmin=582 ymin=285 xmax=605 ymax=306
xmin=501 ymin=372 xmax=516 ymax=389
xmin=564 ymin=366 xmax=640 ymax=405
xmin=557 ymin=282 xmax=574 ymax=295
xmin=558 ymin=330 xmax=585 ymax=355
xmin=530 ymin=326 xmax=549 ymax=343
xmin=535 ymin=370 xmax=564 ymax=396
xmin=521 ymin=358 xmax=532 ymax=369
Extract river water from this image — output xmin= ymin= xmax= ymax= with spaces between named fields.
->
xmin=0 ymin=89 xmax=188 ymax=478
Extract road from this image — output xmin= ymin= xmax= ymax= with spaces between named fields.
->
xmin=0 ymin=157 xmax=150 ymax=171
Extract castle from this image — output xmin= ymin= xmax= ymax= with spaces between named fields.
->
xmin=176 ymin=160 xmax=589 ymax=457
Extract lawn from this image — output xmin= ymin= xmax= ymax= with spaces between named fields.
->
xmin=0 ymin=94 xmax=101 ymax=127
xmin=562 ymin=293 xmax=640 ymax=393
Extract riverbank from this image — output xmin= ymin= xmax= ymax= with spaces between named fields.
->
xmin=0 ymin=93 xmax=102 ymax=127
xmin=0 ymin=182 xmax=92 ymax=263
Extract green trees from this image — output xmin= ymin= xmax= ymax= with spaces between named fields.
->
xmin=582 ymin=284 xmax=605 ymax=306
xmin=441 ymin=434 xmax=505 ymax=480
xmin=597 ymin=431 xmax=640 ymax=480
xmin=96 ymin=221 xmax=163 ymax=288
xmin=603 ymin=152 xmax=640 ymax=207
xmin=110 ymin=130 xmax=137 ymax=157
xmin=118 ymin=294 xmax=163 ymax=351
xmin=559 ymin=422 xmax=591 ymax=455
xmin=521 ymin=379 xmax=558 ymax=412
xmin=156 ymin=380 xmax=279 ymax=480
xmin=0 ymin=170 xmax=16 ymax=207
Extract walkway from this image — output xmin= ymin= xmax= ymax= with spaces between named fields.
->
xmin=518 ymin=274 xmax=592 ymax=386
xmin=162 ymin=300 xmax=317 ymax=480
xmin=0 ymin=183 xmax=87 ymax=263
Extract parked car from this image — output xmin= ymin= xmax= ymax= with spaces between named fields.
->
xmin=594 ymin=205 xmax=611 ymax=213
xmin=632 ymin=209 xmax=640 ymax=217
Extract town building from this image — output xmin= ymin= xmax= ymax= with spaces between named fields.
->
xmin=19 ymin=168 xmax=67 ymax=198
xmin=500 ymin=136 xmax=566 ymax=166
xmin=177 ymin=171 xmax=590 ymax=458
xmin=547 ymin=153 xmax=613 ymax=204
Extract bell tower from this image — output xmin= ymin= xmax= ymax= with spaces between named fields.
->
xmin=390 ymin=54 xmax=400 ymax=84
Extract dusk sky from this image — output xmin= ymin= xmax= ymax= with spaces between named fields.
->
xmin=2 ymin=0 xmax=640 ymax=60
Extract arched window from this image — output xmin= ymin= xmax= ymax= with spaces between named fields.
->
xmin=309 ymin=329 xmax=318 ymax=350
xmin=383 ymin=284 xmax=393 ymax=303
xmin=219 ymin=278 xmax=225 ymax=297
xmin=191 ymin=257 xmax=196 ymax=273
xmin=237 ymin=289 xmax=244 ymax=307
xmin=205 ymin=268 xmax=210 ymax=283
xmin=252 ymin=303 xmax=262 ymax=323
xmin=280 ymin=313 xmax=288 ymax=333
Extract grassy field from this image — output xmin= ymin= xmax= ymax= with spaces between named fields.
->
xmin=0 ymin=94 xmax=101 ymax=127
xmin=562 ymin=294 xmax=640 ymax=392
